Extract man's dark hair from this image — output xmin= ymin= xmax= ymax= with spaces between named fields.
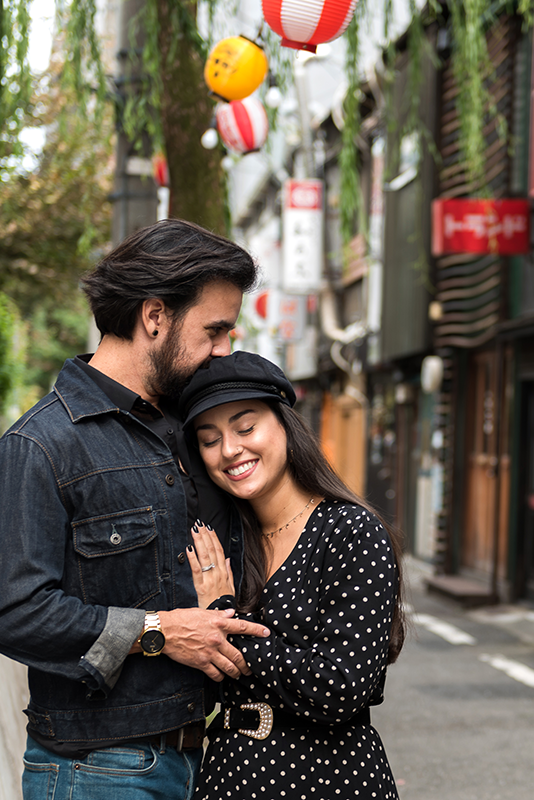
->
xmin=82 ymin=218 xmax=258 ymax=339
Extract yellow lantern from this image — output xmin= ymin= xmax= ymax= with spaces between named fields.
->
xmin=204 ymin=36 xmax=268 ymax=102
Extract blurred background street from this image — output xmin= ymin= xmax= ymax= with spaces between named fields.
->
xmin=375 ymin=558 xmax=534 ymax=800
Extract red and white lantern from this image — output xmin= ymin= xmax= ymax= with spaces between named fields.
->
xmin=262 ymin=0 xmax=358 ymax=53
xmin=152 ymin=153 xmax=169 ymax=187
xmin=216 ymin=96 xmax=269 ymax=154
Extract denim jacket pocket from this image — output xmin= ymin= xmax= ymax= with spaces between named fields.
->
xmin=73 ymin=507 xmax=160 ymax=608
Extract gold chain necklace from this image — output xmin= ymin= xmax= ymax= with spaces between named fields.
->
xmin=263 ymin=498 xmax=315 ymax=539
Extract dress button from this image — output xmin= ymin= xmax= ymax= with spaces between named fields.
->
xmin=187 ymin=702 xmax=195 ymax=713
xmin=177 ymin=552 xmax=186 ymax=564
xmin=167 ymin=427 xmax=174 ymax=436
xmin=165 ymin=474 xmax=175 ymax=485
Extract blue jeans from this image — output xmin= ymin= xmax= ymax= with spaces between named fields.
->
xmin=22 ymin=736 xmax=203 ymax=800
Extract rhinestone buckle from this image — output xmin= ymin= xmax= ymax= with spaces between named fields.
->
xmin=224 ymin=702 xmax=274 ymax=741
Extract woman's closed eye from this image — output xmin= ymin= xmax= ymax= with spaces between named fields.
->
xmin=199 ymin=437 xmax=221 ymax=448
xmin=199 ymin=425 xmax=254 ymax=448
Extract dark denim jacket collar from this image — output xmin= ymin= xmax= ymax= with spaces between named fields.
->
xmin=53 ymin=359 xmax=122 ymax=423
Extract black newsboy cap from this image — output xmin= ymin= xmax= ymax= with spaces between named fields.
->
xmin=179 ymin=351 xmax=296 ymax=428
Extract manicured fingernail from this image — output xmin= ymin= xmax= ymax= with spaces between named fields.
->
xmin=196 ymin=518 xmax=202 ymax=526
xmin=206 ymin=524 xmax=213 ymax=531
xmin=192 ymin=525 xmax=199 ymax=533
xmin=187 ymin=544 xmax=194 ymax=552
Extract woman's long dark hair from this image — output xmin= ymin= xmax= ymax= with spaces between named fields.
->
xmin=233 ymin=401 xmax=406 ymax=665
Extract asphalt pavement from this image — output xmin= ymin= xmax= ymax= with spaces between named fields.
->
xmin=373 ymin=557 xmax=534 ymax=800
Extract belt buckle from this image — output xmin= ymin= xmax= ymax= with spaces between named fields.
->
xmin=225 ymin=702 xmax=273 ymax=741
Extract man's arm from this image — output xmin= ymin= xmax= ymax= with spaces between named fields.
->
xmin=130 ymin=608 xmax=269 ymax=681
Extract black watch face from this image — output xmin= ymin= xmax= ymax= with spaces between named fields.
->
xmin=140 ymin=629 xmax=165 ymax=654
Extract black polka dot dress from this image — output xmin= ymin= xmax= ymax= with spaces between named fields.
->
xmin=195 ymin=500 xmax=400 ymax=800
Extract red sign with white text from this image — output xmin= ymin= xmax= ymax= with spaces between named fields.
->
xmin=432 ymin=198 xmax=531 ymax=256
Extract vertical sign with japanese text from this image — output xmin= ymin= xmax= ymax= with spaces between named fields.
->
xmin=282 ymin=179 xmax=324 ymax=294
xmin=277 ymin=294 xmax=306 ymax=342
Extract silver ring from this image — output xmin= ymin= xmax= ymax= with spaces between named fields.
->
xmin=201 ymin=563 xmax=216 ymax=572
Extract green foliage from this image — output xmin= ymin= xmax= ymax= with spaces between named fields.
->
xmin=57 ymin=0 xmax=107 ymax=122
xmin=518 ymin=0 xmax=534 ymax=28
xmin=119 ymin=0 xmax=166 ymax=154
xmin=449 ymin=0 xmax=499 ymax=192
xmin=0 ymin=46 xmax=113 ymax=397
xmin=0 ymin=0 xmax=31 ymax=171
xmin=24 ymin=298 xmax=90 ymax=393
xmin=0 ymin=291 xmax=18 ymax=412
xmin=339 ymin=7 xmax=364 ymax=247
xmin=116 ymin=0 xmax=215 ymax=156
xmin=261 ymin=26 xmax=295 ymax=137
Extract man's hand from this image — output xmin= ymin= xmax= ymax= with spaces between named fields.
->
xmin=158 ymin=607 xmax=269 ymax=681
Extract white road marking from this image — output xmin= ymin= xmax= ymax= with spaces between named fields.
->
xmin=413 ymin=613 xmax=477 ymax=645
xmin=479 ymin=653 xmax=534 ymax=688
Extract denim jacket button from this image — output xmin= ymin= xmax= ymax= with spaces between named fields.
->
xmin=187 ymin=702 xmax=195 ymax=713
xmin=177 ymin=552 xmax=186 ymax=564
xmin=165 ymin=474 xmax=175 ymax=486
xmin=110 ymin=532 xmax=122 ymax=545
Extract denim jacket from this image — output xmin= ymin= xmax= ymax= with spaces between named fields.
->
xmin=0 ymin=358 xmax=243 ymax=747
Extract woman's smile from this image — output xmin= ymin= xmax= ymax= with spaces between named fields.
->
xmin=224 ymin=459 xmax=259 ymax=479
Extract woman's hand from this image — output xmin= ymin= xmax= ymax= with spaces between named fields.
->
xmin=187 ymin=522 xmax=235 ymax=609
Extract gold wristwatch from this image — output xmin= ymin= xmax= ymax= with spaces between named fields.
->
xmin=138 ymin=611 xmax=165 ymax=657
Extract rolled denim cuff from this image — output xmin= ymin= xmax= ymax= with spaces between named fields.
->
xmin=79 ymin=606 xmax=145 ymax=693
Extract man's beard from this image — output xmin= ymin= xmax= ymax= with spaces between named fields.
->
xmin=148 ymin=322 xmax=202 ymax=400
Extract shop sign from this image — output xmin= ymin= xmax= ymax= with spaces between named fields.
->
xmin=277 ymin=294 xmax=306 ymax=342
xmin=431 ymin=198 xmax=530 ymax=256
xmin=282 ymin=179 xmax=324 ymax=293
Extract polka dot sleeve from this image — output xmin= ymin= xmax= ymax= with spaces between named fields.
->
xmin=229 ymin=503 xmax=398 ymax=724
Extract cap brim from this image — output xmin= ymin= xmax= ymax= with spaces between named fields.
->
xmin=183 ymin=389 xmax=287 ymax=429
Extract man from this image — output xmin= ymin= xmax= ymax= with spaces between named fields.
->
xmin=0 ymin=219 xmax=269 ymax=799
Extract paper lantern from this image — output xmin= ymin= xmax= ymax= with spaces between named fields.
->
xmin=204 ymin=36 xmax=268 ymax=102
xmin=152 ymin=153 xmax=169 ymax=187
xmin=216 ymin=97 xmax=269 ymax=154
xmin=421 ymin=356 xmax=444 ymax=394
xmin=262 ymin=0 xmax=358 ymax=53
xmin=254 ymin=291 xmax=269 ymax=319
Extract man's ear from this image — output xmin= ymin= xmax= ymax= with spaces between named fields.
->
xmin=140 ymin=298 xmax=167 ymax=339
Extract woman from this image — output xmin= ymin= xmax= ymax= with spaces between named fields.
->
xmin=179 ymin=351 xmax=405 ymax=800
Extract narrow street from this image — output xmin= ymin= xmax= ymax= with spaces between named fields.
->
xmin=373 ymin=559 xmax=534 ymax=800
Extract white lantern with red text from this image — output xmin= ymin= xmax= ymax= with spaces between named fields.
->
xmin=262 ymin=0 xmax=358 ymax=53
xmin=216 ymin=96 xmax=269 ymax=154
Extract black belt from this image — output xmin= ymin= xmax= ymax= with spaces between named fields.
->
xmin=209 ymin=702 xmax=371 ymax=741
xmin=147 ymin=721 xmax=206 ymax=751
